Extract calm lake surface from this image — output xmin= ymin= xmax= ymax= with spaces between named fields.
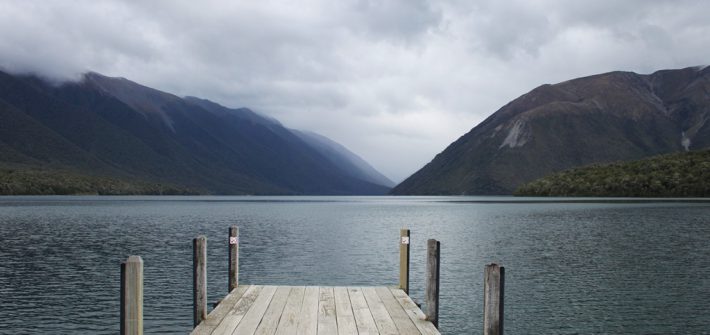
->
xmin=0 ymin=196 xmax=709 ymax=334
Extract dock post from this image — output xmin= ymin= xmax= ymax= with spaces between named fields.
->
xmin=399 ymin=229 xmax=410 ymax=294
xmin=228 ymin=226 xmax=239 ymax=292
xmin=120 ymin=256 xmax=143 ymax=335
xmin=193 ymin=235 xmax=207 ymax=327
xmin=484 ymin=263 xmax=505 ymax=335
xmin=425 ymin=239 xmax=440 ymax=328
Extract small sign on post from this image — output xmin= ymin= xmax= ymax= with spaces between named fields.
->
xmin=401 ymin=236 xmax=410 ymax=245
xmin=229 ymin=226 xmax=239 ymax=292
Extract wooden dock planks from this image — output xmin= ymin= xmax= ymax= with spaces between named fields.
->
xmin=191 ymin=286 xmax=441 ymax=335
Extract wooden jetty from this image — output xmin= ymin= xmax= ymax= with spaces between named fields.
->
xmin=191 ymin=285 xmax=439 ymax=335
xmin=120 ymin=227 xmax=505 ymax=335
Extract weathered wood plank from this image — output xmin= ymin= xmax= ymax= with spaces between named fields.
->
xmin=212 ymin=285 xmax=263 ymax=335
xmin=317 ymin=287 xmax=338 ymax=335
xmin=194 ymin=285 xmax=438 ymax=335
xmin=190 ymin=285 xmax=250 ymax=335
xmin=375 ymin=287 xmax=420 ymax=335
xmin=363 ymin=287 xmax=399 ymax=335
xmin=274 ymin=286 xmax=305 ymax=335
xmin=233 ymin=285 xmax=278 ymax=335
xmin=349 ymin=287 xmax=380 ymax=335
xmin=390 ymin=288 xmax=440 ymax=335
xmin=296 ymin=286 xmax=319 ymax=335
xmin=333 ymin=287 xmax=358 ymax=335
xmin=254 ymin=286 xmax=292 ymax=335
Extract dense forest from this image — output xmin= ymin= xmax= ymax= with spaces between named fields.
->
xmin=515 ymin=150 xmax=710 ymax=197
xmin=0 ymin=166 xmax=199 ymax=195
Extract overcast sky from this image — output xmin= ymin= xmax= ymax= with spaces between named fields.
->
xmin=1 ymin=0 xmax=709 ymax=182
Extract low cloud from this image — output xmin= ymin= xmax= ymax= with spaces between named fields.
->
xmin=1 ymin=0 xmax=709 ymax=181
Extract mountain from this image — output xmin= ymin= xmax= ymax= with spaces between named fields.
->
xmin=0 ymin=70 xmax=391 ymax=195
xmin=292 ymin=130 xmax=395 ymax=187
xmin=515 ymin=149 xmax=710 ymax=197
xmin=392 ymin=66 xmax=710 ymax=195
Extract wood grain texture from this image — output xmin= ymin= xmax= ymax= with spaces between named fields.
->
xmin=425 ymin=239 xmax=440 ymax=328
xmin=121 ymin=256 xmax=143 ymax=335
xmin=254 ymin=286 xmax=291 ymax=335
xmin=233 ymin=285 xmax=278 ymax=335
xmin=399 ymin=229 xmax=410 ymax=294
xmin=333 ymin=287 xmax=358 ymax=335
xmin=363 ymin=287 xmax=399 ymax=335
xmin=193 ymin=236 xmax=207 ymax=327
xmin=192 ymin=285 xmax=440 ymax=335
xmin=316 ymin=287 xmax=337 ymax=335
xmin=297 ymin=286 xmax=319 ymax=335
xmin=484 ymin=263 xmax=505 ymax=335
xmin=390 ymin=288 xmax=440 ymax=335
xmin=376 ymin=286 xmax=420 ymax=335
xmin=349 ymin=287 xmax=380 ymax=335
xmin=212 ymin=285 xmax=263 ymax=334
xmin=274 ymin=286 xmax=305 ymax=335
xmin=190 ymin=285 xmax=250 ymax=335
xmin=228 ymin=226 xmax=239 ymax=292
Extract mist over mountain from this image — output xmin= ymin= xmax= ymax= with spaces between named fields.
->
xmin=291 ymin=130 xmax=395 ymax=187
xmin=0 ymin=70 xmax=391 ymax=195
xmin=392 ymin=66 xmax=710 ymax=195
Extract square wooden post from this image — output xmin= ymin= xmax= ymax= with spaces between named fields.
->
xmin=229 ymin=226 xmax=239 ymax=292
xmin=426 ymin=239 xmax=440 ymax=328
xmin=120 ymin=256 xmax=143 ymax=335
xmin=484 ymin=263 xmax=504 ymax=335
xmin=399 ymin=229 xmax=410 ymax=294
xmin=193 ymin=235 xmax=207 ymax=327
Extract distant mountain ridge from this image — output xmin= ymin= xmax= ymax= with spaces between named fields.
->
xmin=292 ymin=130 xmax=395 ymax=187
xmin=392 ymin=66 xmax=710 ymax=195
xmin=0 ymin=70 xmax=391 ymax=194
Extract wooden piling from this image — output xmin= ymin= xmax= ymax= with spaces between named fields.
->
xmin=484 ymin=263 xmax=505 ymax=335
xmin=399 ymin=229 xmax=410 ymax=294
xmin=229 ymin=226 xmax=239 ymax=292
xmin=120 ymin=255 xmax=143 ymax=335
xmin=425 ymin=239 xmax=440 ymax=328
xmin=193 ymin=235 xmax=207 ymax=327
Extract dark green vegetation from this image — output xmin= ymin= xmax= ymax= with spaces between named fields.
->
xmin=0 ymin=165 xmax=198 ymax=195
xmin=0 ymin=70 xmax=393 ymax=195
xmin=515 ymin=150 xmax=710 ymax=197
xmin=392 ymin=66 xmax=710 ymax=195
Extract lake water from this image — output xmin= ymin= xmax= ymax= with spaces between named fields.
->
xmin=0 ymin=196 xmax=709 ymax=334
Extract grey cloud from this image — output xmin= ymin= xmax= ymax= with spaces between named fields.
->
xmin=345 ymin=0 xmax=443 ymax=42
xmin=0 ymin=0 xmax=709 ymax=181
